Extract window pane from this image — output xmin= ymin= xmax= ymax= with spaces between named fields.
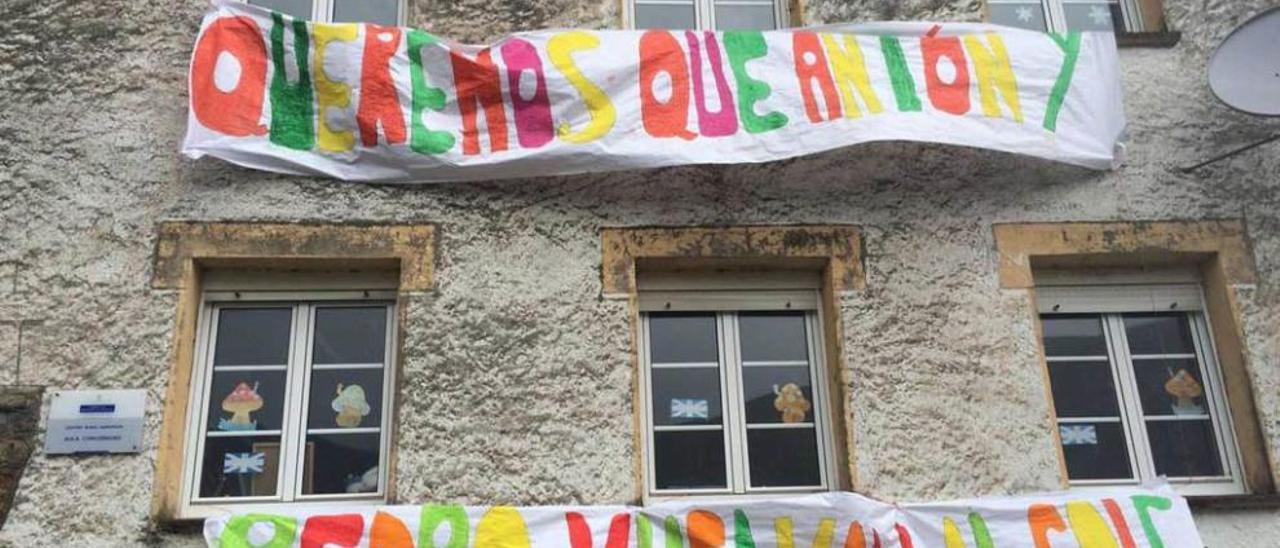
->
xmin=1062 ymin=1 xmax=1125 ymax=32
xmin=1122 ymin=313 xmax=1195 ymax=356
xmin=304 ymin=432 xmax=382 ymax=494
xmin=648 ymin=313 xmax=719 ymax=363
xmin=989 ymin=2 xmax=1048 ymax=31
xmin=635 ymin=3 xmax=697 ymax=29
xmin=199 ymin=436 xmax=284 ymax=498
xmin=652 ymin=367 xmax=723 ymax=426
xmin=714 ymin=3 xmax=775 ymax=30
xmin=747 ymin=428 xmax=821 ymax=487
xmin=653 ymin=430 xmax=727 ymax=489
xmin=737 ymin=311 xmax=808 ymax=362
xmin=308 ymin=369 xmax=384 ymax=429
xmin=1040 ymin=315 xmax=1108 ymax=357
xmin=333 ymin=0 xmax=400 ymax=25
xmin=741 ymin=365 xmax=813 ymax=424
xmin=1146 ymin=419 xmax=1224 ymax=477
xmin=1060 ymin=421 xmax=1133 ymax=480
xmin=1048 ymin=361 xmax=1121 ymax=417
xmin=213 ymin=308 xmax=292 ymax=366
xmin=312 ymin=306 xmax=388 ymax=364
xmin=249 ymin=0 xmax=314 ymax=20
xmin=1131 ymin=358 xmax=1210 ymax=417
xmin=206 ymin=371 xmax=288 ymax=432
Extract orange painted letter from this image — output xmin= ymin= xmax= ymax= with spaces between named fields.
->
xmin=792 ymin=32 xmax=841 ymax=122
xmin=190 ymin=16 xmax=268 ymax=136
xmin=639 ymin=31 xmax=695 ymax=140
xmin=357 ymin=24 xmax=407 ymax=146
xmin=450 ymin=48 xmax=510 ymax=155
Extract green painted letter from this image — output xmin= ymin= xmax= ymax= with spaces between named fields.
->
xmin=219 ymin=514 xmax=297 ymax=548
xmin=407 ymin=30 xmax=456 ymax=154
xmin=269 ymin=13 xmax=314 ymax=150
xmin=1044 ymin=32 xmax=1082 ymax=132
xmin=419 ymin=504 xmax=469 ymax=548
xmin=724 ymin=31 xmax=788 ymax=133
xmin=1131 ymin=495 xmax=1173 ymax=548
xmin=879 ymin=36 xmax=921 ymax=112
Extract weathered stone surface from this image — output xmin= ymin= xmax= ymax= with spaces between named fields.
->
xmin=0 ymin=0 xmax=1277 ymax=545
xmin=0 ymin=386 xmax=42 ymax=530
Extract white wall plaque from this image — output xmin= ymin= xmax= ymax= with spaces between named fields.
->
xmin=44 ymin=389 xmax=146 ymax=455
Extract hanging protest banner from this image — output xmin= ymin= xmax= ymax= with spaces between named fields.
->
xmin=183 ymin=0 xmax=1126 ymax=183
xmin=203 ymin=483 xmax=1200 ymax=547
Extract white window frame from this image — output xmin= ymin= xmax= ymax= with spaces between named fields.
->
xmin=626 ymin=0 xmax=788 ymax=31
xmin=988 ymin=0 xmax=1148 ymax=33
xmin=1037 ymin=283 xmax=1247 ymax=496
xmin=245 ymin=0 xmax=408 ymax=25
xmin=638 ymin=286 xmax=837 ymax=501
xmin=178 ymin=289 xmax=398 ymax=519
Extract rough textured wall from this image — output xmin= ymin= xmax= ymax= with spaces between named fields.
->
xmin=0 ymin=387 xmax=43 ymax=529
xmin=0 ymin=0 xmax=1277 ymax=545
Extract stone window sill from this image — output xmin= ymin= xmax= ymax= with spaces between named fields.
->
xmin=1187 ymin=494 xmax=1280 ymax=511
xmin=1116 ymin=31 xmax=1182 ymax=48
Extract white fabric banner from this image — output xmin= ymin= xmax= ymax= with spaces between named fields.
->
xmin=182 ymin=0 xmax=1126 ymax=182
xmin=203 ymin=483 xmax=1201 ymax=547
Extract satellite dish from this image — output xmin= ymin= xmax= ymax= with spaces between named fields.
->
xmin=1182 ymin=7 xmax=1280 ymax=171
xmin=1208 ymin=7 xmax=1280 ymax=116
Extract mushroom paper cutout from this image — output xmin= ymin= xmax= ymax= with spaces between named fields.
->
xmin=773 ymin=383 xmax=811 ymax=423
xmin=218 ymin=382 xmax=263 ymax=431
xmin=1165 ymin=368 xmax=1205 ymax=416
xmin=332 ymin=383 xmax=371 ymax=428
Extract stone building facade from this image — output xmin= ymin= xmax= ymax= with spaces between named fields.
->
xmin=1 ymin=0 xmax=1277 ymax=545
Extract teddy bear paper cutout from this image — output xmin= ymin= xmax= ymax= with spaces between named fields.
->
xmin=773 ymin=383 xmax=811 ymax=423
xmin=332 ymin=383 xmax=372 ymax=428
xmin=1165 ymin=368 xmax=1205 ymax=416
xmin=218 ymin=382 xmax=263 ymax=431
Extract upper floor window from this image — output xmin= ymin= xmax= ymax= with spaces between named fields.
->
xmin=249 ymin=0 xmax=403 ymax=25
xmin=988 ymin=0 xmax=1160 ymax=33
xmin=638 ymin=274 xmax=837 ymax=498
xmin=180 ymin=283 xmax=397 ymax=517
xmin=1037 ymin=283 xmax=1245 ymax=496
xmin=629 ymin=0 xmax=787 ymax=31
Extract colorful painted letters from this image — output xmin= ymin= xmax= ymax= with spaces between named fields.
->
xmin=184 ymin=0 xmax=1127 ymax=180
xmin=209 ymin=492 xmax=1195 ymax=548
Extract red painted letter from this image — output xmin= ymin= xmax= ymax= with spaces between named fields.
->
xmin=357 ymin=24 xmax=407 ymax=146
xmin=450 ymin=48 xmax=510 ymax=155
xmin=639 ymin=31 xmax=696 ymax=140
xmin=921 ymin=28 xmax=971 ymax=115
xmin=300 ymin=514 xmax=364 ymax=548
xmin=190 ymin=16 xmax=268 ymax=136
xmin=566 ymin=511 xmax=631 ymax=548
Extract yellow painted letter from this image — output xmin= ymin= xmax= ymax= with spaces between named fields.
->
xmin=474 ymin=507 xmax=532 ymax=548
xmin=820 ymin=34 xmax=882 ymax=119
xmin=963 ymin=33 xmax=1022 ymax=122
xmin=548 ymin=31 xmax=616 ymax=143
xmin=313 ymin=23 xmax=359 ymax=152
xmin=1066 ymin=501 xmax=1120 ymax=548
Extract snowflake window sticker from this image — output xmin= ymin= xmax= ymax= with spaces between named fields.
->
xmin=670 ymin=399 xmax=709 ymax=420
xmin=1059 ymin=425 xmax=1098 ymax=446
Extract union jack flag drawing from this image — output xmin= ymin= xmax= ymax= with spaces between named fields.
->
xmin=224 ymin=452 xmax=266 ymax=474
xmin=670 ymin=399 xmax=709 ymax=419
xmin=1059 ymin=425 xmax=1098 ymax=446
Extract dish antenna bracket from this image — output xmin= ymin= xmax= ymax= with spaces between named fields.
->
xmin=1180 ymin=7 xmax=1280 ymax=171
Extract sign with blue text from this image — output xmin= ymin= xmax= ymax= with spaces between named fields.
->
xmin=44 ymin=389 xmax=146 ymax=455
